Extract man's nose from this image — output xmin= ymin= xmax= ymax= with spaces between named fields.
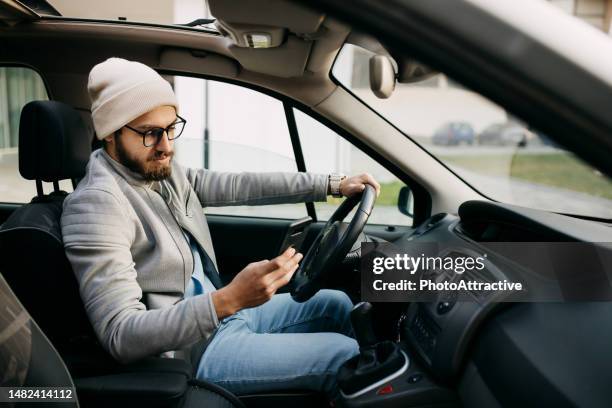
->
xmin=156 ymin=131 xmax=173 ymax=152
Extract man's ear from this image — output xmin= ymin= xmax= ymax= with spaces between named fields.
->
xmin=101 ymin=132 xmax=116 ymax=153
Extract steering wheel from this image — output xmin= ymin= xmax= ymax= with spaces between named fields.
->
xmin=291 ymin=185 xmax=376 ymax=302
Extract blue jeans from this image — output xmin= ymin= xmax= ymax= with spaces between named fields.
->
xmin=196 ymin=289 xmax=359 ymax=396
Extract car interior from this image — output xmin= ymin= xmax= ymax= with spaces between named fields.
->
xmin=1 ymin=0 xmax=612 ymax=407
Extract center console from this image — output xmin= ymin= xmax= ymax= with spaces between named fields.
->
xmin=335 ymin=303 xmax=458 ymax=408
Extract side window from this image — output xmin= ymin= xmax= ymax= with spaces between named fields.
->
xmin=0 ymin=67 xmax=72 ymax=203
xmin=172 ymin=77 xmax=306 ymax=219
xmin=294 ymin=108 xmax=413 ymax=226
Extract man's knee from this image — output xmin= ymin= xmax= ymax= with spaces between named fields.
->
xmin=314 ymin=289 xmax=353 ymax=316
xmin=334 ymin=334 xmax=359 ymax=363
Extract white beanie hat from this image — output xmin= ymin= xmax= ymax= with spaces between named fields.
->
xmin=87 ymin=57 xmax=179 ymax=140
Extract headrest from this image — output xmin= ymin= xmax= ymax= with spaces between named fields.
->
xmin=19 ymin=100 xmax=91 ymax=182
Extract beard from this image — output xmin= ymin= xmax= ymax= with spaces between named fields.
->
xmin=115 ymin=134 xmax=173 ymax=181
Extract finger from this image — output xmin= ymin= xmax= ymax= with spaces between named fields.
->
xmin=367 ymin=175 xmax=381 ymax=192
xmin=248 ymin=259 xmax=270 ymax=269
xmin=260 ymin=247 xmax=297 ymax=274
xmin=361 ymin=174 xmax=381 ymax=197
xmin=264 ymin=253 xmax=299 ymax=281
xmin=271 ymin=262 xmax=300 ymax=290
xmin=256 ymin=260 xmax=276 ymax=274
xmin=283 ymin=246 xmax=297 ymax=258
xmin=277 ymin=252 xmax=303 ymax=277
xmin=267 ymin=253 xmax=303 ymax=282
xmin=360 ymin=173 xmax=375 ymax=187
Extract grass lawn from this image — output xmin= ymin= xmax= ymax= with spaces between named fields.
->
xmin=439 ymin=152 xmax=612 ymax=200
xmin=339 ymin=151 xmax=612 ymax=208
xmin=370 ymin=152 xmax=612 ymax=206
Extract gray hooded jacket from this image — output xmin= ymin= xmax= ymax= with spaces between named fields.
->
xmin=60 ymin=148 xmax=328 ymax=363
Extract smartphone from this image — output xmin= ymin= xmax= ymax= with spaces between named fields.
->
xmin=278 ymin=216 xmax=313 ymax=255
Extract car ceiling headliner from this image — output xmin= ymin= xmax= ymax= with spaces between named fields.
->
xmin=0 ymin=15 xmax=348 ymax=110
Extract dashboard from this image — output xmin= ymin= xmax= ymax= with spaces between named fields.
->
xmin=391 ymin=200 xmax=612 ymax=407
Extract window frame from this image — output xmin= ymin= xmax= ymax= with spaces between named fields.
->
xmin=283 ymin=102 xmax=318 ymax=221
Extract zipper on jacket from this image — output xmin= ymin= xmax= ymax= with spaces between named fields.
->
xmin=152 ymin=183 xmax=194 ymax=295
xmin=185 ymin=189 xmax=192 ymax=217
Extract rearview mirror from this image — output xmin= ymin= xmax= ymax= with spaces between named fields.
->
xmin=369 ymin=55 xmax=396 ymax=99
xmin=397 ymin=186 xmax=414 ymax=217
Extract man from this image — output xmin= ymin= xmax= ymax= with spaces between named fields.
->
xmin=61 ymin=58 xmax=380 ymax=396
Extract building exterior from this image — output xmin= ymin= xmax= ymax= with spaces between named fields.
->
xmin=550 ymin=0 xmax=612 ymax=32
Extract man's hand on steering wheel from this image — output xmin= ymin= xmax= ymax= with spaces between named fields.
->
xmin=339 ymin=173 xmax=381 ymax=198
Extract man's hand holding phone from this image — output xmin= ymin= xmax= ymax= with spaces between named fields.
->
xmin=211 ymin=247 xmax=303 ymax=320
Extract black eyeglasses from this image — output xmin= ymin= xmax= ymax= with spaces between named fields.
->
xmin=124 ymin=115 xmax=187 ymax=147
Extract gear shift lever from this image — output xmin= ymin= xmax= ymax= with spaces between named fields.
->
xmin=350 ymin=302 xmax=378 ymax=348
xmin=339 ymin=302 xmax=409 ymax=399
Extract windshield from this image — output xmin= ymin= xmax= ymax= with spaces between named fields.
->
xmin=332 ymin=42 xmax=612 ymax=220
